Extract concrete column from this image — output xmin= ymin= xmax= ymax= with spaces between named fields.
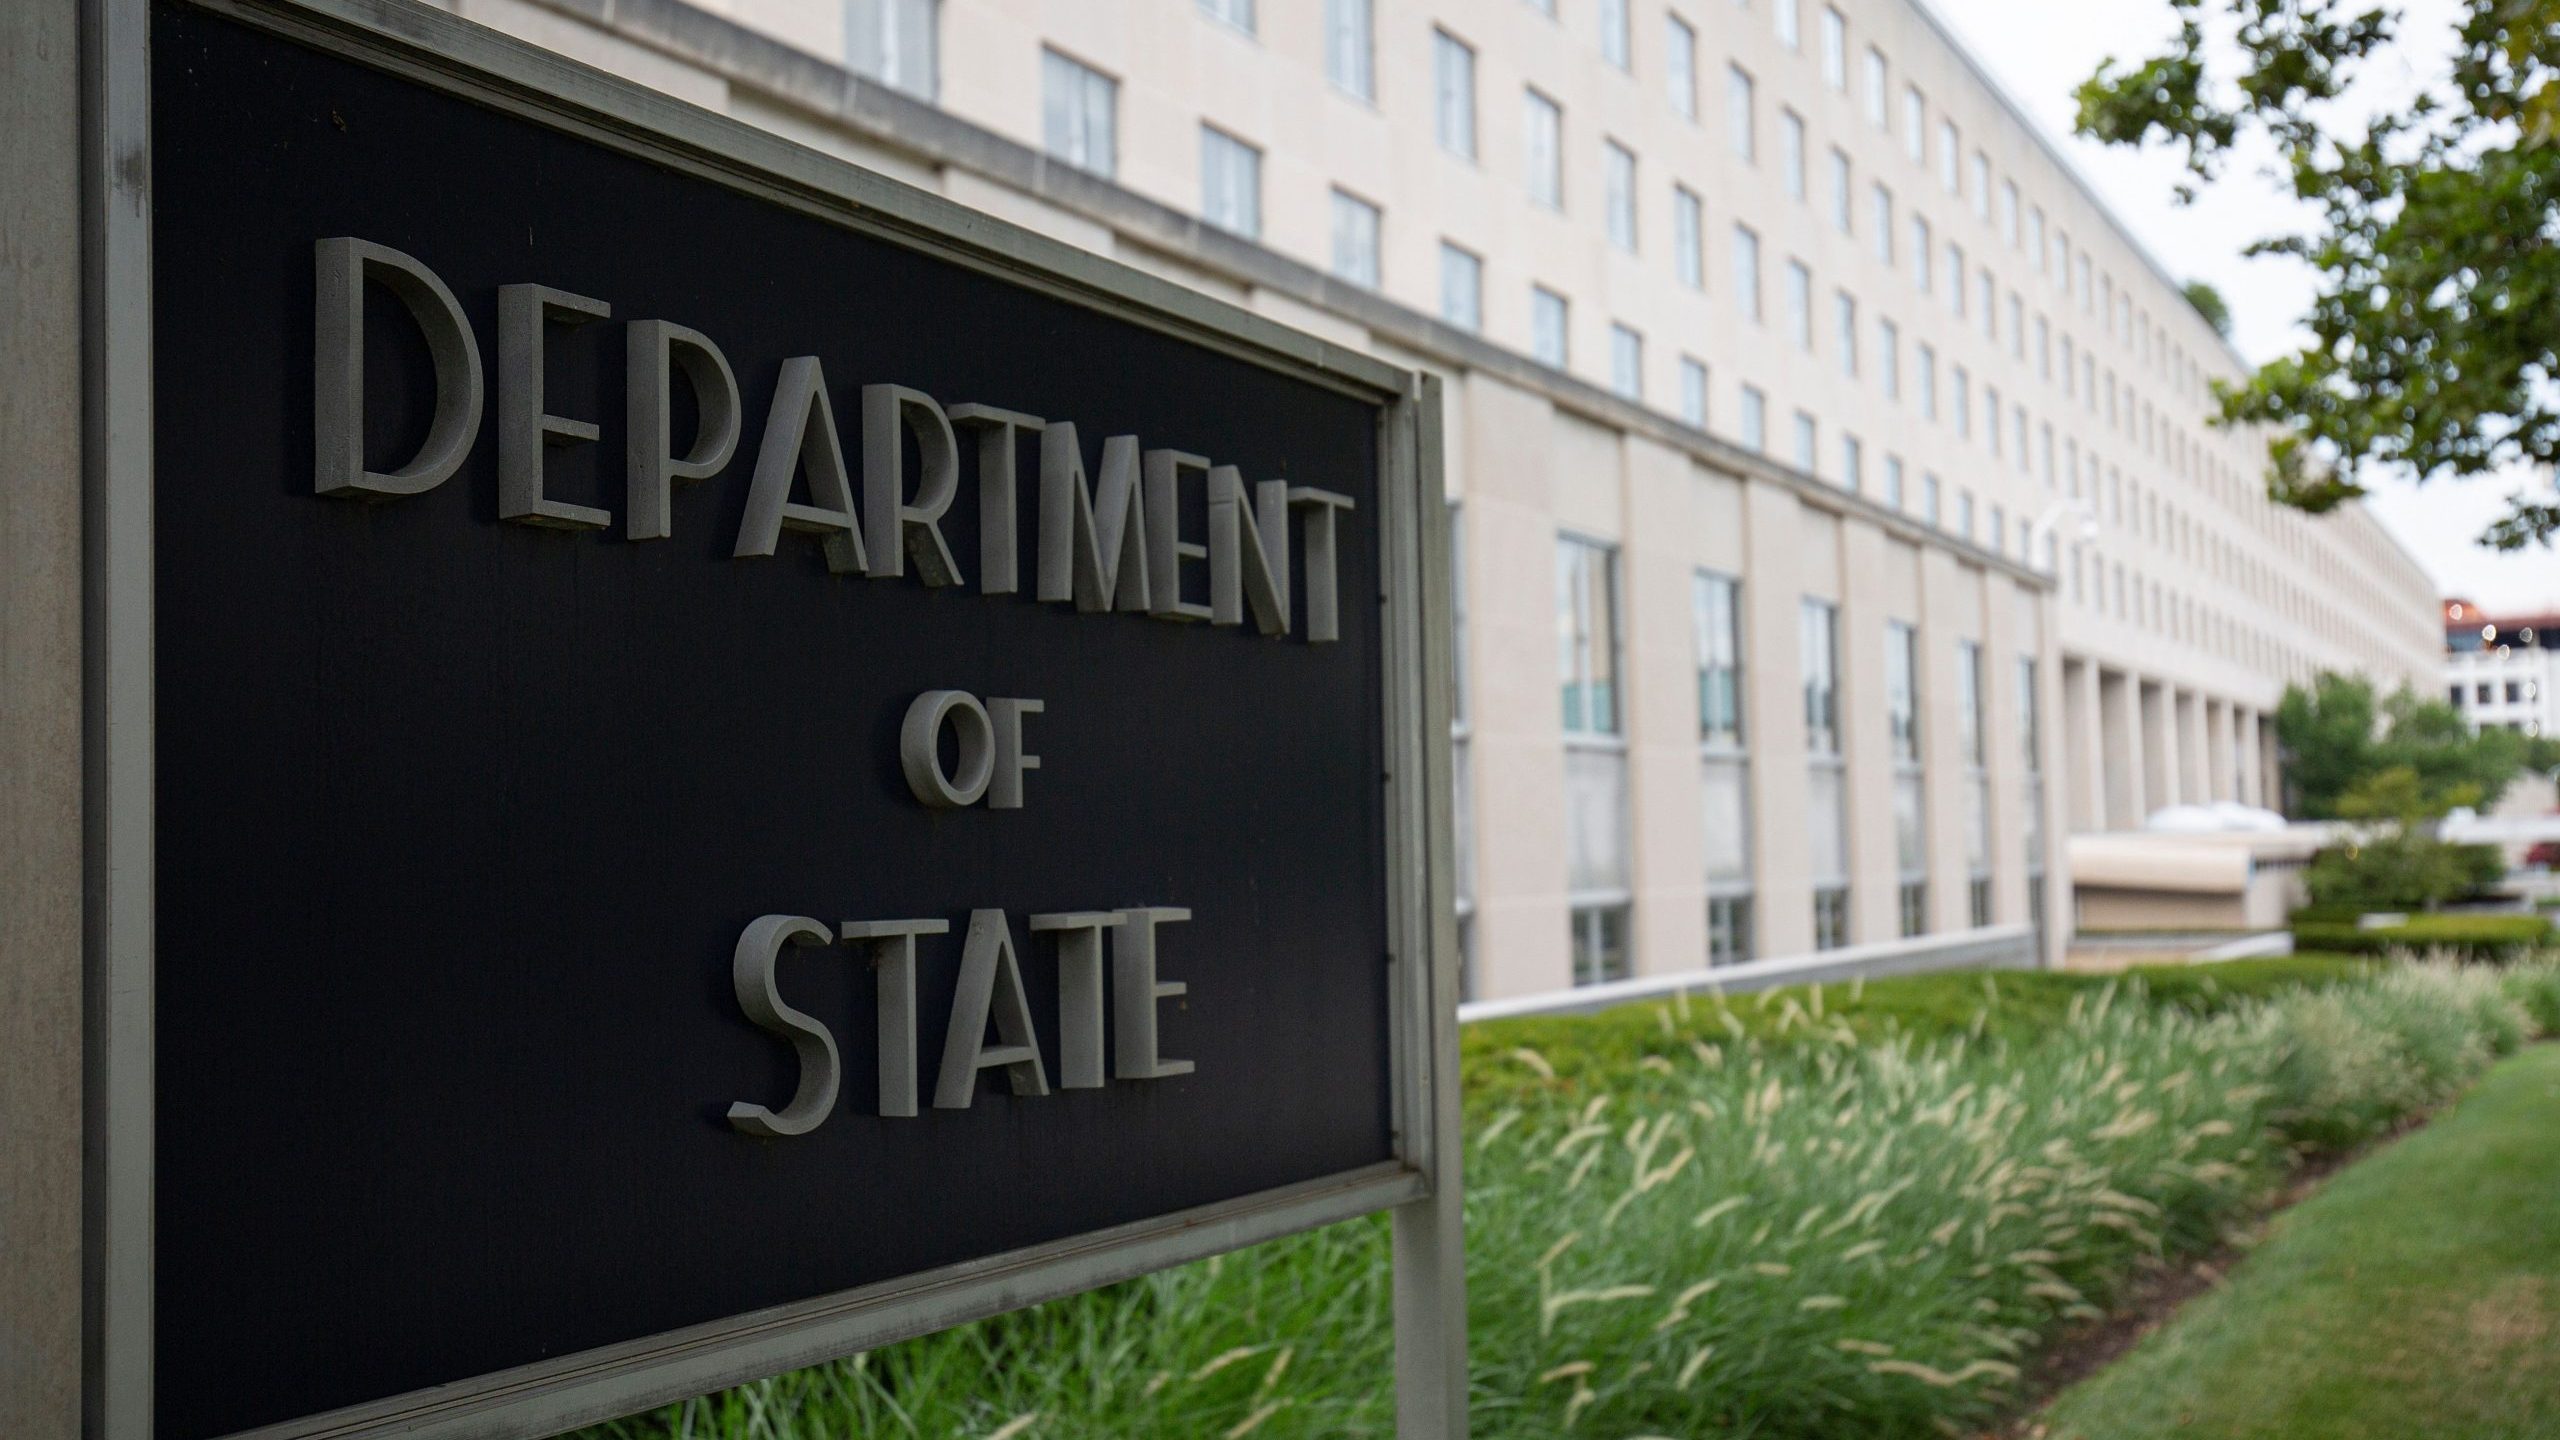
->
xmin=2236 ymin=707 xmax=2262 ymax=808
xmin=1981 ymin=579 xmax=2027 ymax=926
xmin=1744 ymin=481 xmax=1815 ymax=957
xmin=2101 ymin=667 xmax=2141 ymax=831
xmin=1455 ymin=379 xmax=1572 ymax=998
xmin=2179 ymin=691 xmax=2209 ymax=802
xmin=1 ymin=0 xmax=86 ymax=1425
xmin=2063 ymin=656 xmax=2104 ymax=832
xmin=2204 ymin=699 xmax=2233 ymax=802
xmin=1620 ymin=434 xmax=1706 ymax=975
xmin=1839 ymin=519 xmax=1900 ymax=946
xmin=1919 ymin=549 xmax=1979 ymax=935
xmin=2143 ymin=680 xmax=2179 ymax=814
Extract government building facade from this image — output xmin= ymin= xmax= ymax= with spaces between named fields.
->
xmin=442 ymin=0 xmax=2442 ymax=997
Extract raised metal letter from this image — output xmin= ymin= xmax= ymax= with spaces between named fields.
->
xmin=842 ymin=918 xmax=951 ymax=1118
xmin=1029 ymin=911 xmax=1117 ymax=1089
xmin=1210 ymin=465 xmax=1292 ymax=634
xmin=934 ymin=909 xmax=1052 ymax=1108
xmin=1144 ymin=449 xmax=1215 ymax=621
xmin=734 ymin=356 xmax=866 ymax=573
xmin=625 ymin=319 xmax=741 ymax=541
xmin=901 ymin=690 xmax=995 ymax=808
xmin=498 ymin=283 xmax=612 ymax=530
xmin=726 ymin=915 xmax=842 ymax=1138
xmin=1289 ymin=487 xmax=1357 ymax=644
xmin=1113 ymin=906 xmax=1197 ymax=1081
xmin=861 ymin=384 xmax=964 ymax=586
xmin=950 ymin=404 xmax=1044 ymax=595
xmin=988 ymin=698 xmax=1043 ymax=810
xmin=1037 ymin=423 xmax=1151 ymax=612
xmin=313 ymin=236 xmax=484 ymax=498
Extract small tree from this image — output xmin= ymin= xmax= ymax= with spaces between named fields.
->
xmin=2275 ymin=671 xmax=2525 ymax=818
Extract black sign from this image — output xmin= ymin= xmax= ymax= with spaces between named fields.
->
xmin=146 ymin=5 xmax=1419 ymax=1435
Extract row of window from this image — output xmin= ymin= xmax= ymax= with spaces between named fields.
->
xmin=1547 ymin=529 xmax=2032 ymax=987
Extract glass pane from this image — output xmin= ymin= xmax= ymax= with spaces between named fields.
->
xmin=1703 ymin=757 xmax=1751 ymax=884
xmin=1894 ymin=771 xmax=1926 ymax=876
xmin=1807 ymin=763 xmax=1848 ymax=884
xmin=1566 ymin=748 xmax=1631 ymax=894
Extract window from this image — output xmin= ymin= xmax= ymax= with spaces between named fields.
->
xmin=1680 ymin=356 xmax=1709 ymax=426
xmin=1959 ymin=638 xmax=1991 ymax=926
xmin=1776 ymin=0 xmax=1801 ymax=49
xmin=1524 ymin=88 xmax=1563 ymax=208
xmin=1561 ymin=536 xmax=1632 ymax=985
xmin=1793 ymin=410 xmax=1817 ymax=469
xmin=1667 ymin=13 xmax=1698 ymax=118
xmin=1040 ymin=48 xmax=1117 ymax=177
xmin=1570 ymin=904 xmax=1631 ymax=987
xmin=1922 ymin=471 xmax=1942 ymax=524
xmin=1980 ymin=270 xmax=1998 ymax=337
xmin=1740 ymin=385 xmax=1768 ymax=450
xmin=1969 ymin=150 xmax=1990 ymax=219
xmin=1673 ymin=185 xmax=1705 ymax=289
xmin=1781 ymin=110 xmax=1808 ymax=199
xmin=1326 ymin=0 xmax=1373 ymax=100
xmin=1911 ymin=214 xmax=1932 ymax=292
xmin=1439 ymin=242 xmax=1483 ymax=331
xmin=1938 ymin=118 xmax=1959 ymax=194
xmin=1784 ymin=260 xmax=1813 ymax=350
xmin=1610 ymin=323 xmax=1644 ymax=399
xmin=1599 ymin=0 xmax=1630 ymax=69
xmin=1956 ymin=488 xmax=1974 ymax=538
xmin=1871 ymin=183 xmax=1894 ymax=263
xmin=1946 ymin=242 xmax=1966 ymax=315
xmin=2031 ymin=206 xmax=2048 ymax=271
xmin=1532 ymin=285 xmax=1570 ymax=366
xmin=1835 ymin=290 xmax=1858 ymax=376
xmin=1434 ymin=29 xmax=1477 ymax=159
xmin=1697 ymin=571 xmax=1752 ymax=966
xmin=1841 ymin=432 xmax=1864 ymax=491
xmin=1986 ymin=384 xmax=2003 ymax=456
xmin=1804 ymin=599 xmax=1849 ymax=949
xmin=1917 ymin=341 xmax=1937 ymax=418
xmin=1605 ymin=142 xmax=1639 ymax=252
xmin=2000 ymin=178 xmax=2021 ymax=244
xmin=1863 ymin=47 xmax=1888 ymax=126
xmin=1829 ymin=148 xmax=1853 ymax=232
xmin=1197 ymin=0 xmax=1254 ymax=33
xmin=1887 ymin=620 xmax=1926 ymax=937
xmin=1329 ymin=189 xmax=1381 ymax=287
xmin=1903 ymin=86 xmax=1926 ymax=163
xmin=1200 ymin=126 xmax=1261 ymax=237
xmin=1734 ymin=224 xmax=1763 ymax=321
xmin=1820 ymin=6 xmax=1847 ymax=89
xmin=1878 ymin=316 xmax=1900 ymax=397
xmin=1952 ymin=365 xmax=1970 ymax=436
xmin=2020 ymin=655 xmax=2046 ymax=948
xmin=1884 ymin=453 xmax=1906 ymax=508
xmin=848 ymin=0 xmax=938 ymax=100
xmin=1729 ymin=67 xmax=1758 ymax=161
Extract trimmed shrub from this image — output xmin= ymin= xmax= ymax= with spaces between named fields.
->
xmin=2288 ymin=913 xmax=2553 ymax=963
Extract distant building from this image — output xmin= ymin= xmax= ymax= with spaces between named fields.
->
xmin=2445 ymin=598 xmax=2560 ymax=737
xmin=451 ymin=0 xmax=2444 ymax=997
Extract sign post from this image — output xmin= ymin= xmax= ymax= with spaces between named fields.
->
xmin=70 ymin=0 xmax=1464 ymax=1433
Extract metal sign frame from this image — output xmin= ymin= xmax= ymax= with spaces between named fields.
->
xmin=79 ymin=0 xmax=1463 ymax=1433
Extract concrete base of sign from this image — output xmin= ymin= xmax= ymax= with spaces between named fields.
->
xmin=0 ymin=0 xmax=87 ymax=1428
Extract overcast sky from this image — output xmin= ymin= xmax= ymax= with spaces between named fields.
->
xmin=1927 ymin=0 xmax=2560 ymax=613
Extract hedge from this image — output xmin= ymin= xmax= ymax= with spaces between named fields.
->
xmin=2288 ymin=912 xmax=2554 ymax=962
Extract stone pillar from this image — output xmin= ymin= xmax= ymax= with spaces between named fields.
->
xmin=1 ymin=0 xmax=86 ymax=1426
xmin=1620 ymin=433 xmax=1707 ymax=976
xmin=2101 ymin=668 xmax=2142 ymax=831
xmin=2063 ymin=656 xmax=2104 ymax=832
xmin=1743 ymin=480 xmax=1815 ymax=957
xmin=2236 ymin=707 xmax=2262 ymax=808
xmin=2142 ymin=679 xmax=2177 ymax=816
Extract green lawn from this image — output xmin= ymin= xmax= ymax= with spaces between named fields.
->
xmin=2042 ymin=1043 xmax=2560 ymax=1440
